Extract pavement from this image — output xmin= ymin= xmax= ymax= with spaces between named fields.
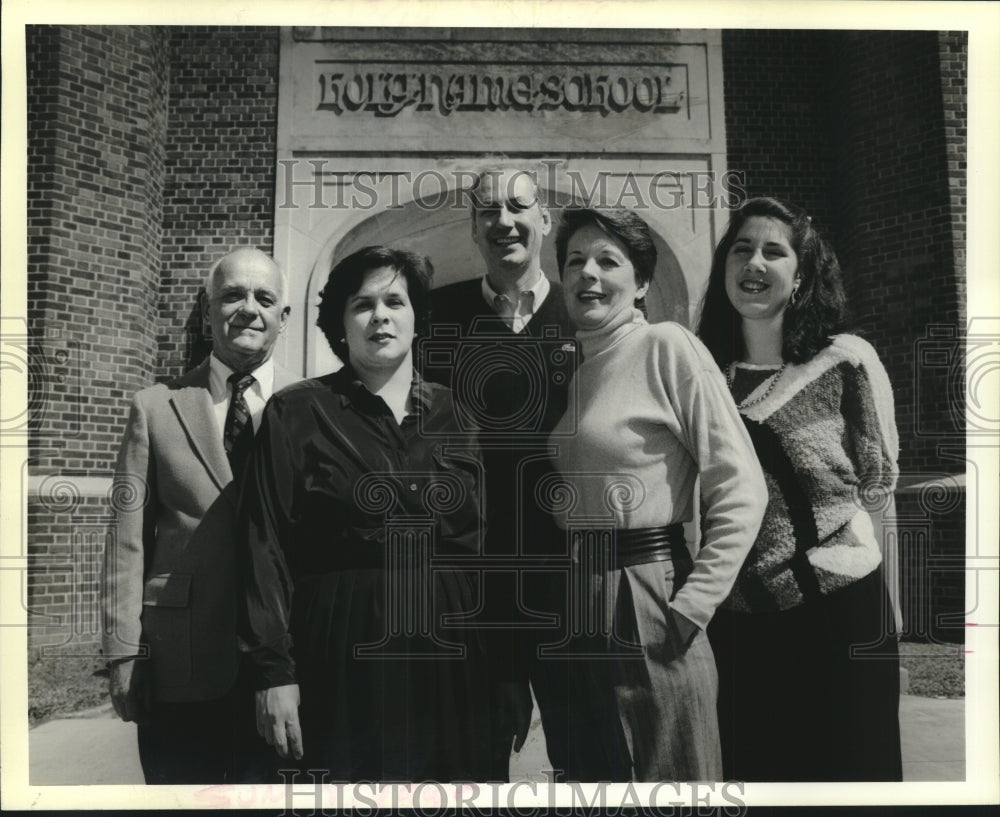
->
xmin=28 ymin=694 xmax=965 ymax=786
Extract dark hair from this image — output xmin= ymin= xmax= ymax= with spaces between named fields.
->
xmin=554 ymin=207 xmax=657 ymax=288
xmin=697 ymin=197 xmax=847 ymax=366
xmin=316 ymin=246 xmax=434 ymax=363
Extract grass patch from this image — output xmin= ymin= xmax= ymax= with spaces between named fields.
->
xmin=28 ymin=654 xmax=109 ymax=727
xmin=899 ymin=641 xmax=964 ymax=698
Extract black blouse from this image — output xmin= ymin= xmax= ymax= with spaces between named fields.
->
xmin=237 ymin=367 xmax=485 ymax=689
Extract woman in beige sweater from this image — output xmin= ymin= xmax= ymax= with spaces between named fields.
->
xmin=547 ymin=207 xmax=767 ymax=781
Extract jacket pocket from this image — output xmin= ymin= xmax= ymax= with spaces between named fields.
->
xmin=141 ymin=573 xmax=192 ymax=687
xmin=142 ymin=572 xmax=192 ymax=607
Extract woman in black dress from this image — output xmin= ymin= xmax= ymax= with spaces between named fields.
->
xmin=238 ymin=246 xmax=492 ymax=781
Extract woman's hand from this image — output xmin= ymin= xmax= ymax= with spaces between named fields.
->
xmin=255 ymin=683 xmax=304 ymax=761
xmin=669 ymin=608 xmax=700 ymax=653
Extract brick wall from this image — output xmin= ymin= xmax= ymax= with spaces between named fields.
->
xmin=724 ymin=30 xmax=968 ymax=479
xmin=26 ymin=25 xmax=170 ymax=654
xmin=939 ymin=32 xmax=967 ymax=310
xmin=158 ymin=26 xmax=280 ymax=380
xmin=826 ymin=31 xmax=966 ymax=479
xmin=27 ymin=487 xmax=110 ymax=656
xmin=822 ymin=32 xmax=966 ymax=641
xmin=27 ymin=25 xmax=169 ymax=475
xmin=721 ymin=30 xmax=839 ymax=242
xmin=895 ymin=484 xmax=966 ymax=644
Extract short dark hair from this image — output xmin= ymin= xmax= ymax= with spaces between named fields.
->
xmin=554 ymin=207 xmax=657 ymax=288
xmin=316 ymin=246 xmax=434 ymax=363
xmin=697 ymin=197 xmax=848 ymax=366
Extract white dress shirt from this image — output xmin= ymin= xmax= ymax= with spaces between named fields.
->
xmin=481 ymin=272 xmax=551 ymax=334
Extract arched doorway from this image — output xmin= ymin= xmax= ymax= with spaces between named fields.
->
xmin=302 ymin=179 xmax=691 ymax=375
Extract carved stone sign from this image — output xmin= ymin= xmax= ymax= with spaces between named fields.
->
xmin=284 ymin=31 xmax=720 ymax=154
xmin=315 ymin=65 xmax=684 ymax=117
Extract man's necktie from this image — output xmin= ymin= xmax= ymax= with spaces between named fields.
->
xmin=224 ymin=372 xmax=255 ymax=478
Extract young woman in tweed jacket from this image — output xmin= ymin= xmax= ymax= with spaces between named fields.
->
xmin=698 ymin=197 xmax=903 ymax=782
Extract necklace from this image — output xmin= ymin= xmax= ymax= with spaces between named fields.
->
xmin=726 ymin=361 xmax=788 ymax=410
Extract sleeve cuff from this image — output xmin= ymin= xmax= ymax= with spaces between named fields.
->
xmin=244 ymin=638 xmax=297 ymax=690
xmin=669 ymin=607 xmax=701 ymax=650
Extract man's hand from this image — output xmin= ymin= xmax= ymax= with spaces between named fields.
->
xmin=255 ymin=684 xmax=303 ymax=761
xmin=498 ymin=680 xmax=532 ymax=753
xmin=109 ymin=658 xmax=150 ymax=723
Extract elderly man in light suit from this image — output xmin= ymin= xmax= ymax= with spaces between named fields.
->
xmin=102 ymin=248 xmax=299 ymax=784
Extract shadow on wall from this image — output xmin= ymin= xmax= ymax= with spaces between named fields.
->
xmin=184 ymin=288 xmax=212 ymax=373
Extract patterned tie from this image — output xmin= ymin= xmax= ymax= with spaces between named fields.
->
xmin=224 ymin=372 xmax=255 ymax=478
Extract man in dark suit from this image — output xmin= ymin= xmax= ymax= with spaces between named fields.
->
xmin=429 ymin=167 xmax=577 ymax=779
xmin=102 ymin=248 xmax=300 ymax=784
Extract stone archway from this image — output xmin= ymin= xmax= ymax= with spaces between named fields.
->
xmin=302 ymin=181 xmax=690 ymax=375
xmin=274 ymin=28 xmax=728 ymax=376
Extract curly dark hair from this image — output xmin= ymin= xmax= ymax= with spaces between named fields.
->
xmin=554 ymin=207 xmax=657 ymax=288
xmin=316 ymin=246 xmax=434 ymax=364
xmin=697 ymin=197 xmax=847 ymax=366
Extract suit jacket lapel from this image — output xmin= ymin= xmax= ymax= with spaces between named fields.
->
xmin=169 ymin=359 xmax=233 ymax=495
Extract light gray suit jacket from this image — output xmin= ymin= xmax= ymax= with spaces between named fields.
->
xmin=102 ymin=357 xmax=300 ymax=702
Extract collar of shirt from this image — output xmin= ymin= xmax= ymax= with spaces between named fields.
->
xmin=338 ymin=365 xmax=433 ymax=418
xmin=208 ymin=353 xmax=276 ymax=440
xmin=481 ymin=272 xmax=550 ymax=333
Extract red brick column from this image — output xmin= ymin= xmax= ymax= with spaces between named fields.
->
xmin=26 ymin=25 xmax=169 ymax=654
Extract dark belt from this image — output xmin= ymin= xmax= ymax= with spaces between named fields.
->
xmin=570 ymin=523 xmax=690 ymax=568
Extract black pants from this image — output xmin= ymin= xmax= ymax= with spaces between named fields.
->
xmin=137 ymin=670 xmax=279 ymax=785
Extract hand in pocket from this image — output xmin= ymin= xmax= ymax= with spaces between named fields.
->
xmin=623 ymin=562 xmax=694 ymax=664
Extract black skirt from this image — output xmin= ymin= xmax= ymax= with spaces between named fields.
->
xmin=708 ymin=568 xmax=902 ymax=782
xmin=290 ymin=566 xmax=493 ymax=782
